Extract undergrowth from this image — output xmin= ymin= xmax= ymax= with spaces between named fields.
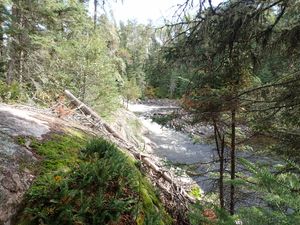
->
xmin=16 ymin=134 xmax=171 ymax=225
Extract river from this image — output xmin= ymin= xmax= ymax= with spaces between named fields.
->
xmin=128 ymin=103 xmax=220 ymax=192
xmin=128 ymin=102 xmax=283 ymax=207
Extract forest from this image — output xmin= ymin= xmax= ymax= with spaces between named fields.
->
xmin=1 ymin=0 xmax=300 ymax=225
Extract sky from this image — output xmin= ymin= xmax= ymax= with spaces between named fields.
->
xmin=89 ymin=0 xmax=223 ymax=25
xmin=109 ymin=0 xmax=185 ymax=25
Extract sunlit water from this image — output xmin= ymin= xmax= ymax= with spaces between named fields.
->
xmin=128 ymin=103 xmax=219 ymax=191
xmin=128 ymin=103 xmax=282 ymax=206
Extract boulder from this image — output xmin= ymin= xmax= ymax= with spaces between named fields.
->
xmin=0 ymin=104 xmax=71 ymax=225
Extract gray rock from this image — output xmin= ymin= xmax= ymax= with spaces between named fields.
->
xmin=0 ymin=104 xmax=51 ymax=225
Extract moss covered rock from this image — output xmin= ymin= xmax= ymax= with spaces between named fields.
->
xmin=0 ymin=104 xmax=171 ymax=225
xmin=16 ymin=137 xmax=172 ymax=225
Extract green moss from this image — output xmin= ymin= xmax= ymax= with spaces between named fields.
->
xmin=64 ymin=127 xmax=87 ymax=139
xmin=30 ymin=133 xmax=87 ymax=173
xmin=16 ymin=136 xmax=171 ymax=225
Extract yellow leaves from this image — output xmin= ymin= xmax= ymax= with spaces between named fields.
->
xmin=54 ymin=175 xmax=62 ymax=182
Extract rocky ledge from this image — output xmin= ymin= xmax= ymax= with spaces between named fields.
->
xmin=0 ymin=104 xmax=88 ymax=225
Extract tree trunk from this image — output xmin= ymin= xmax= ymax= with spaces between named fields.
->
xmin=213 ymin=120 xmax=225 ymax=209
xmin=18 ymin=5 xmax=28 ymax=85
xmin=82 ymin=71 xmax=86 ymax=101
xmin=230 ymin=109 xmax=236 ymax=215
xmin=94 ymin=0 xmax=97 ymax=29
xmin=7 ymin=2 xmax=21 ymax=84
xmin=0 ymin=4 xmax=4 ymax=77
xmin=18 ymin=49 xmax=23 ymax=83
xmin=220 ymin=134 xmax=225 ymax=209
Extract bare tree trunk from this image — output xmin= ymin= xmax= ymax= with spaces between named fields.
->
xmin=7 ymin=2 xmax=21 ymax=84
xmin=0 ymin=4 xmax=4 ymax=77
xmin=230 ymin=109 xmax=236 ymax=215
xmin=94 ymin=0 xmax=97 ymax=29
xmin=18 ymin=5 xmax=29 ymax=85
xmin=18 ymin=49 xmax=23 ymax=83
xmin=220 ymin=134 xmax=225 ymax=209
xmin=82 ymin=72 xmax=86 ymax=101
xmin=213 ymin=120 xmax=225 ymax=209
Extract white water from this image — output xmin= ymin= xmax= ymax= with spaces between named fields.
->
xmin=128 ymin=103 xmax=218 ymax=192
xmin=128 ymin=103 xmax=283 ymax=201
xmin=128 ymin=103 xmax=216 ymax=162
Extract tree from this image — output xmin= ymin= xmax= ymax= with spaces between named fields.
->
xmin=165 ymin=0 xmax=300 ymax=216
xmin=239 ymin=158 xmax=300 ymax=225
xmin=117 ymin=20 xmax=155 ymax=97
xmin=0 ymin=0 xmax=123 ymax=116
xmin=0 ymin=2 xmax=8 ymax=78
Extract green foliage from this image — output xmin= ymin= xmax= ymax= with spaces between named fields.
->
xmin=145 ymin=56 xmax=194 ymax=99
xmin=122 ymin=78 xmax=142 ymax=102
xmin=144 ymin=86 xmax=158 ymax=99
xmin=30 ymin=15 xmax=121 ymax=114
xmin=189 ymin=202 xmax=236 ymax=225
xmin=160 ymin=0 xmax=300 ymax=219
xmin=2 ymin=1 xmax=161 ymax=109
xmin=0 ymin=80 xmax=22 ymax=102
xmin=189 ymin=186 xmax=202 ymax=199
xmin=191 ymin=134 xmax=206 ymax=144
xmin=17 ymin=136 xmax=171 ymax=225
xmin=151 ymin=114 xmax=176 ymax=128
xmin=1 ymin=1 xmax=123 ymax=114
xmin=238 ymin=158 xmax=300 ymax=225
xmin=117 ymin=21 xmax=155 ymax=99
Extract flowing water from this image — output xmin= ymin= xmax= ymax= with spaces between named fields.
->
xmin=128 ymin=103 xmax=283 ymax=206
xmin=128 ymin=103 xmax=219 ymax=191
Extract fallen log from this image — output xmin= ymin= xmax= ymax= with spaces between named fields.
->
xmin=64 ymin=90 xmax=99 ymax=120
xmin=64 ymin=90 xmax=124 ymax=140
xmin=64 ymin=89 xmax=196 ymax=204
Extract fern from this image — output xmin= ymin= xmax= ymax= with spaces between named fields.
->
xmin=18 ymin=137 xmax=171 ymax=225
